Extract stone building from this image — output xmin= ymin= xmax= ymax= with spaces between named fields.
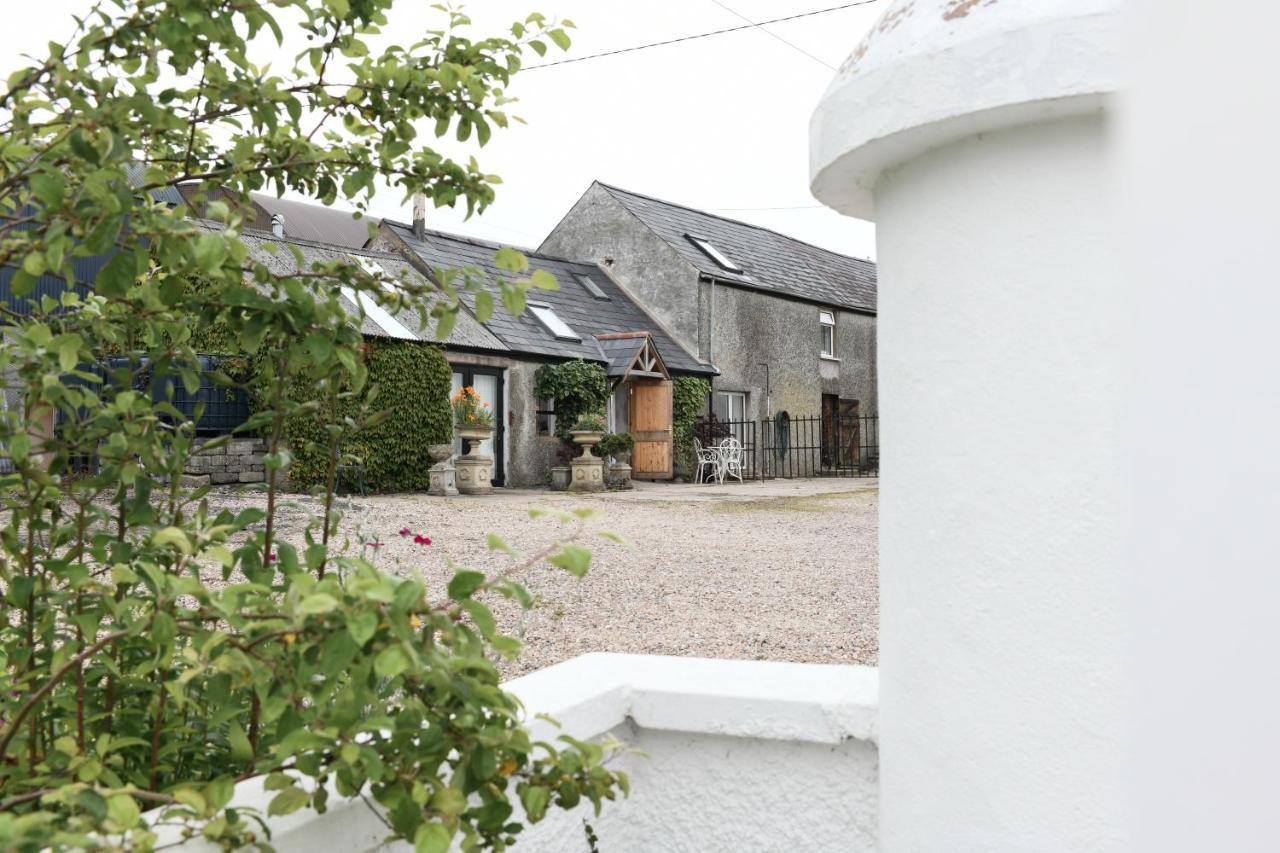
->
xmin=540 ymin=182 xmax=878 ymax=428
xmin=373 ymin=219 xmax=715 ymax=488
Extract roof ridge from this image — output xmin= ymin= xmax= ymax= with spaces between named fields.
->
xmin=594 ymin=181 xmax=875 ymax=268
xmin=386 ymin=218 xmax=535 ymax=254
xmin=228 ymin=224 xmax=404 ymax=259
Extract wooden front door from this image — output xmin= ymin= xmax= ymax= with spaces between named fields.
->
xmin=630 ymin=379 xmax=673 ymax=479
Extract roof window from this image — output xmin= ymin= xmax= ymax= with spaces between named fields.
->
xmin=574 ymin=272 xmax=610 ymax=300
xmin=685 ymin=234 xmax=744 ymax=274
xmin=529 ymin=302 xmax=581 ymax=341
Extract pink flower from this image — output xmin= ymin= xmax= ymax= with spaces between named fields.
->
xmin=367 ymin=539 xmax=384 ymax=549
xmin=268 ymin=552 xmax=277 ymax=562
xmin=399 ymin=527 xmax=412 ymax=538
xmin=413 ymin=534 xmax=432 ymax=546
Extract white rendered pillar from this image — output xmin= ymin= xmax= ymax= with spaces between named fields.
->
xmin=811 ymin=3 xmax=1124 ymax=850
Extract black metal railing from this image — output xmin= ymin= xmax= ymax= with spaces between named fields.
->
xmin=693 ymin=413 xmax=878 ymax=480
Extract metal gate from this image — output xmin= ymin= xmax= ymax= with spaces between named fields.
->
xmin=693 ymin=413 xmax=878 ymax=479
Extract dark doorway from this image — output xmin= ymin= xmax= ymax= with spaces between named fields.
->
xmin=450 ymin=365 xmax=505 ymax=486
xmin=821 ymin=394 xmax=839 ymax=468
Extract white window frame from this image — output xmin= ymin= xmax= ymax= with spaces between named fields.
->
xmin=528 ymin=302 xmax=581 ymax=341
xmin=819 ymin=310 xmax=836 ymax=358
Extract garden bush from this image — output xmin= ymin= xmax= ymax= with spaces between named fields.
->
xmin=673 ymin=377 xmax=712 ymax=479
xmin=285 ymin=339 xmax=453 ymax=493
xmin=0 ymin=3 xmax=625 ymax=851
xmin=533 ymin=360 xmax=609 ymax=440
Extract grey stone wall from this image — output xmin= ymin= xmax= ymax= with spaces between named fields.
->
xmin=184 ymin=437 xmax=268 ymax=486
xmin=503 ymin=359 xmax=563 ymax=489
xmin=706 ymin=284 xmax=877 ymax=420
xmin=539 ymin=185 xmax=703 ymax=356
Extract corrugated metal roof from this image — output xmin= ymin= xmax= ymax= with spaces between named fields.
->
xmin=231 ymin=227 xmax=508 ymax=352
xmin=388 ymin=221 xmax=715 ymax=376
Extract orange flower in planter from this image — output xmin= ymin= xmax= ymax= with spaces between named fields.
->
xmin=452 ymin=385 xmax=494 ymax=427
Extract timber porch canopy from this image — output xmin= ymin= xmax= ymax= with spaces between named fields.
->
xmin=596 ymin=332 xmax=673 ymax=480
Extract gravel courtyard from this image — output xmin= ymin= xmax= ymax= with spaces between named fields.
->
xmin=208 ymin=478 xmax=878 ymax=678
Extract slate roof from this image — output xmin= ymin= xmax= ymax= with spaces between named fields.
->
xmin=596 ymin=335 xmax=649 ymax=378
xmin=227 ymin=226 xmax=507 ymax=352
xmin=387 ymin=221 xmax=714 ymax=376
xmin=593 ymin=182 xmax=877 ymax=315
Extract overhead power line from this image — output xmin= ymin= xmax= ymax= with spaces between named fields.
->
xmin=526 ymin=0 xmax=884 ymax=71
xmin=706 ymin=0 xmax=837 ymax=71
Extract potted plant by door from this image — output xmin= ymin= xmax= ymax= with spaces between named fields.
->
xmin=452 ymin=386 xmax=495 ymax=495
xmin=568 ymin=412 xmax=606 ymax=492
xmin=597 ymin=431 xmax=635 ymax=488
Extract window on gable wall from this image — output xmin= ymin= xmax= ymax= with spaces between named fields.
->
xmin=820 ymin=310 xmax=836 ymax=357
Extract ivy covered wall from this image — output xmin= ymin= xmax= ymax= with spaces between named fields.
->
xmin=673 ymin=376 xmax=711 ymax=480
xmin=285 ymin=338 xmax=453 ymax=493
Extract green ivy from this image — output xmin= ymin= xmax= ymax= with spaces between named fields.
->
xmin=673 ymin=376 xmax=711 ymax=479
xmin=285 ymin=338 xmax=453 ymax=493
xmin=533 ymin=360 xmax=610 ymax=441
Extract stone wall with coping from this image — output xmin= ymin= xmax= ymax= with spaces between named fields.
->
xmin=183 ymin=437 xmax=268 ymax=486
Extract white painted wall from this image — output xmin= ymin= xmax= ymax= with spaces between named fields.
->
xmin=874 ymin=113 xmax=1125 ymax=852
xmin=811 ymin=3 xmax=1126 ymax=851
xmin=160 ymin=655 xmax=879 ymax=852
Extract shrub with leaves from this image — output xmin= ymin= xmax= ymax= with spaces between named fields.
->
xmin=673 ymin=377 xmax=711 ymax=478
xmin=0 ymin=1 xmax=625 ymax=850
xmin=284 ymin=338 xmax=453 ymax=493
xmin=532 ymin=361 xmax=609 ymax=441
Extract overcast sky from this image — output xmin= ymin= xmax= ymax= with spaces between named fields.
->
xmin=1 ymin=0 xmax=881 ymax=260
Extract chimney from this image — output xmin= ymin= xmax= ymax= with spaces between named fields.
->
xmin=270 ymin=213 xmax=285 ymax=238
xmin=412 ymin=193 xmax=427 ymax=239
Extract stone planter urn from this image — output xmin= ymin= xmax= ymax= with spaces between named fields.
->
xmin=455 ymin=424 xmax=494 ymax=495
xmin=568 ymin=430 xmax=605 ymax=493
xmin=550 ymin=466 xmax=572 ymax=491
xmin=426 ymin=443 xmax=457 ymax=497
xmin=606 ymin=462 xmax=633 ymax=489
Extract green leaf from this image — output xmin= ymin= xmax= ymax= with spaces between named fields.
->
xmin=494 ymin=247 xmax=528 ymax=272
xmin=474 ymin=289 xmax=494 ymax=321
xmin=347 ymin=611 xmax=378 ymax=646
xmin=430 ymin=787 xmax=466 ymax=818
xmin=97 ymin=252 xmax=138 ymax=297
xmin=298 ymin=593 xmax=340 ymax=615
xmin=30 ymin=171 xmax=66 ymax=207
xmin=462 ymin=600 xmax=496 ymax=637
xmin=548 ymin=545 xmax=592 ymax=579
xmin=485 ymin=533 xmax=516 ymax=557
xmin=267 ymin=786 xmax=309 ymax=817
xmin=374 ymin=644 xmax=411 ymax=678
xmin=414 ymin=822 xmax=453 ymax=853
xmin=548 ymin=28 xmax=572 ymax=51
xmin=195 ymin=233 xmax=227 ymax=273
xmin=105 ymin=793 xmax=140 ymax=829
xmin=152 ymin=526 xmax=194 ymax=555
xmin=228 ymin=723 xmax=254 ymax=763
xmin=520 ymin=785 xmax=550 ymax=822
xmin=530 ymin=269 xmax=559 ymax=290
xmin=447 ymin=570 xmax=486 ymax=601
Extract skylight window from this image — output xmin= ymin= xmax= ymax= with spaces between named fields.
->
xmin=340 ymin=254 xmax=417 ymax=341
xmin=685 ymin=234 xmax=744 ymax=274
xmin=528 ymin=302 xmax=581 ymax=341
xmin=574 ymin=273 xmax=610 ymax=300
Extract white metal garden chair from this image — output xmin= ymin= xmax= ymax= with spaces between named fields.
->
xmin=693 ymin=438 xmax=723 ymax=484
xmin=719 ymin=436 xmax=745 ymax=484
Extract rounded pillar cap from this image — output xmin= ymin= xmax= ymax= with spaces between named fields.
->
xmin=810 ymin=0 xmax=1121 ymax=220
